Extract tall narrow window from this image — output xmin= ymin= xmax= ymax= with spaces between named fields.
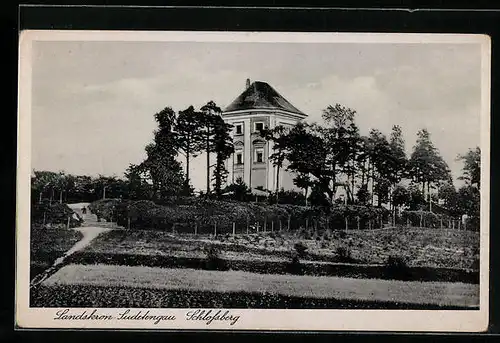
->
xmin=256 ymin=151 xmax=263 ymax=163
xmin=254 ymin=122 xmax=264 ymax=132
xmin=254 ymin=148 xmax=264 ymax=163
xmin=235 ymin=124 xmax=243 ymax=135
xmin=236 ymin=153 xmax=243 ymax=165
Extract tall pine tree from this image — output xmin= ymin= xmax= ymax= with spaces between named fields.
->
xmin=176 ymin=106 xmax=205 ymax=194
xmin=137 ymin=107 xmax=185 ymax=198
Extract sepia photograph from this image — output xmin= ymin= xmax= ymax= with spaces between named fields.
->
xmin=16 ymin=31 xmax=490 ymax=331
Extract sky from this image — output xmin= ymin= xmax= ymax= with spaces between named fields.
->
xmin=31 ymin=39 xmax=483 ymax=190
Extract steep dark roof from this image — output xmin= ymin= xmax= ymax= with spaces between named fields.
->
xmin=223 ymin=81 xmax=306 ymax=116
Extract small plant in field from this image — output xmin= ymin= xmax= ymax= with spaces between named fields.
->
xmin=294 ymin=242 xmax=308 ymax=258
xmin=203 ymin=245 xmax=228 ymax=271
xmin=287 ymin=252 xmax=303 ymax=275
xmin=335 ymin=246 xmax=352 ymax=262
xmin=385 ymin=255 xmax=411 ymax=280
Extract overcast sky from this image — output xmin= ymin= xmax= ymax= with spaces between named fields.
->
xmin=31 ymin=40 xmax=482 ymax=190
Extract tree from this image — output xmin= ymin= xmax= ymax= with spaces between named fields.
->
xmin=438 ymin=182 xmax=461 ymax=216
xmin=409 ymin=129 xmax=451 ymax=211
xmin=261 ymin=125 xmax=290 ymax=202
xmin=137 ymin=107 xmax=185 ymax=198
xmin=31 ymin=170 xmax=59 ymax=204
xmin=53 ymin=171 xmax=68 ymax=204
xmin=200 ymin=101 xmax=223 ymax=195
xmin=408 ymin=183 xmax=426 ymax=210
xmin=367 ymin=129 xmax=393 ymax=206
xmin=321 ymin=104 xmax=362 ymax=203
xmin=286 ymin=122 xmax=332 ymax=202
xmin=211 ymin=115 xmax=234 ymax=197
xmin=387 ymin=125 xmax=408 ymax=214
xmin=392 ymin=185 xmax=411 ymax=210
xmin=176 ymin=106 xmax=205 ymax=194
xmin=356 ymin=184 xmax=370 ymax=204
xmin=458 ymin=147 xmax=481 ymax=189
xmin=224 ymin=177 xmax=251 ymax=202
xmin=293 ymin=172 xmax=312 ymax=206
xmin=125 ymin=164 xmax=154 ymax=200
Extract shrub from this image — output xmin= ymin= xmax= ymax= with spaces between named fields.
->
xmin=335 ymin=246 xmax=352 ymax=262
xmin=203 ymin=245 xmax=228 ymax=271
xmin=401 ymin=210 xmax=452 ymax=228
xmin=294 ymin=242 xmax=308 ymax=258
xmin=286 ymin=253 xmax=303 ymax=275
xmin=88 ymin=198 xmax=121 ymax=222
xmin=385 ymin=255 xmax=411 ymax=280
xmin=31 ymin=202 xmax=82 ymax=228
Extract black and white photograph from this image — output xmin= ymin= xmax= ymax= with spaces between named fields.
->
xmin=16 ymin=31 xmax=490 ymax=331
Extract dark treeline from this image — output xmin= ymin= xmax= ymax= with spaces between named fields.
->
xmin=31 ymin=101 xmax=481 ymax=222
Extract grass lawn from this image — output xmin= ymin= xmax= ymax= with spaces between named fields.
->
xmin=30 ymin=227 xmax=83 ymax=280
xmin=42 ymin=264 xmax=479 ymax=308
xmin=84 ymin=228 xmax=479 ymax=269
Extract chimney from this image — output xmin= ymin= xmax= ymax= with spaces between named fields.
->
xmin=246 ymin=78 xmax=251 ymax=89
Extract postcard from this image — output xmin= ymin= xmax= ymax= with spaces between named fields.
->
xmin=16 ymin=30 xmax=491 ymax=331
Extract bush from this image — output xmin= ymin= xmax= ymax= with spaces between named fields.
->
xmin=294 ymin=242 xmax=308 ymax=258
xmin=31 ymin=202 xmax=82 ymax=227
xmin=335 ymin=246 xmax=352 ymax=262
xmin=203 ymin=245 xmax=228 ymax=271
xmin=112 ymin=198 xmax=391 ymax=233
xmin=286 ymin=253 xmax=303 ymax=275
xmin=88 ymin=199 xmax=121 ymax=222
xmin=401 ymin=210 xmax=452 ymax=228
xmin=385 ymin=255 xmax=411 ymax=280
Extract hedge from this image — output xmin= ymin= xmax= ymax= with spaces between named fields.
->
xmin=30 ymin=284 xmax=474 ymax=309
xmin=66 ymin=251 xmax=479 ymax=284
xmin=31 ymin=202 xmax=82 ymax=228
xmin=96 ymin=198 xmax=390 ymax=232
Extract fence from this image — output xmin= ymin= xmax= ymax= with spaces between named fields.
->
xmin=118 ymin=212 xmax=478 ymax=237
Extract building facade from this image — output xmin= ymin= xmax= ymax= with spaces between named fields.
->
xmin=222 ymin=80 xmax=307 ymax=193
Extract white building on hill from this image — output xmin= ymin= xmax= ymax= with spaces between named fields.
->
xmin=222 ymin=79 xmax=307 ymax=193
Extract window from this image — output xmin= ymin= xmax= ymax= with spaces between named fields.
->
xmin=235 ymin=124 xmax=243 ymax=135
xmin=254 ymin=148 xmax=264 ymax=163
xmin=256 ymin=151 xmax=263 ymax=163
xmin=236 ymin=153 xmax=243 ymax=165
xmin=254 ymin=122 xmax=264 ymax=132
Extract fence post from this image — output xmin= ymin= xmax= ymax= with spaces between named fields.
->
xmin=194 ymin=222 xmax=198 ymax=236
xmin=357 ymin=216 xmax=360 ymax=230
xmin=419 ymin=213 xmax=423 ymax=228
xmin=279 ymin=220 xmax=282 ymax=232
xmin=43 ymin=212 xmax=46 ymax=226
xmin=345 ymin=217 xmax=348 ymax=233
xmin=306 ymin=218 xmax=309 ymax=230
xmin=67 ymin=216 xmax=70 ymax=230
xmin=246 ymin=216 xmax=249 ymax=234
xmin=271 ymin=221 xmax=274 ymax=232
xmin=128 ymin=217 xmax=131 ymax=230
xmin=440 ymin=218 xmax=443 ymax=229
xmin=369 ymin=220 xmax=372 ymax=230
xmin=452 ymin=220 xmax=455 ymax=230
xmin=464 ymin=220 xmax=467 ymax=231
xmin=214 ymin=222 xmax=217 ymax=237
xmin=458 ymin=220 xmax=461 ymax=230
xmin=172 ymin=223 xmax=176 ymax=235
xmin=326 ymin=217 xmax=329 ymax=231
xmin=406 ymin=217 xmax=410 ymax=228
xmin=288 ymin=215 xmax=291 ymax=231
xmin=232 ymin=222 xmax=236 ymax=236
xmin=264 ymin=218 xmax=267 ymax=232
xmin=379 ymin=215 xmax=383 ymax=229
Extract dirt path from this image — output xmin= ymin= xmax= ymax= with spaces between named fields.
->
xmin=31 ymin=226 xmax=111 ymax=288
xmin=52 ymin=226 xmax=112 ymax=267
